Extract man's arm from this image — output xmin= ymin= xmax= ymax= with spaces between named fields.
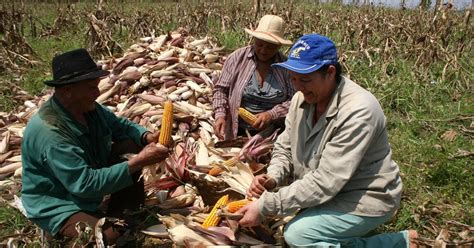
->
xmin=46 ymin=141 xmax=168 ymax=198
xmin=46 ymin=143 xmax=134 ymax=198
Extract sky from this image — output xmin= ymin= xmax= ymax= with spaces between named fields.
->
xmin=321 ymin=0 xmax=472 ymax=10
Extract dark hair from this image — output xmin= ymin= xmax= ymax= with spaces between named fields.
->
xmin=317 ymin=62 xmax=342 ymax=83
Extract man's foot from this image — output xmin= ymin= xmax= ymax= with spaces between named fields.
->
xmin=408 ymin=230 xmax=418 ymax=248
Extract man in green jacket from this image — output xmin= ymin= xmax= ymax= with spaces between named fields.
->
xmin=21 ymin=49 xmax=168 ymax=245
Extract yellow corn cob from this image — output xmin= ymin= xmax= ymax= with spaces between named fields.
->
xmin=238 ymin=107 xmax=257 ymax=126
xmin=226 ymin=199 xmax=251 ymax=213
xmin=208 ymin=157 xmax=238 ymax=176
xmin=222 ymin=156 xmax=239 ymax=168
xmin=202 ymin=194 xmax=229 ymax=228
xmin=208 ymin=166 xmax=223 ymax=176
xmin=159 ymin=101 xmax=173 ymax=146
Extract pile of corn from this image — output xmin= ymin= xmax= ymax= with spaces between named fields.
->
xmin=0 ymin=29 xmax=287 ymax=246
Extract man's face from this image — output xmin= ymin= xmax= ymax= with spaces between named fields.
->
xmin=289 ymin=65 xmax=337 ymax=104
xmin=67 ymin=78 xmax=101 ymax=113
xmin=254 ymin=38 xmax=281 ymax=62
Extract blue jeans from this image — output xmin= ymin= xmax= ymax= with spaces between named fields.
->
xmin=284 ymin=208 xmax=409 ymax=248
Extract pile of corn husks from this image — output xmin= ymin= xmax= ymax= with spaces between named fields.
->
xmin=0 ymin=29 xmax=290 ymax=246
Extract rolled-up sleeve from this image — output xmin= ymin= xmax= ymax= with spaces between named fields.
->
xmin=260 ymin=107 xmax=377 ymax=216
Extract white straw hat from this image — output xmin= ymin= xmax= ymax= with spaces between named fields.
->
xmin=244 ymin=15 xmax=293 ymax=46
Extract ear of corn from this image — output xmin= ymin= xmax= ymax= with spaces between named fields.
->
xmin=208 ymin=157 xmax=238 ymax=176
xmin=208 ymin=166 xmax=223 ymax=176
xmin=226 ymin=199 xmax=251 ymax=213
xmin=222 ymin=156 xmax=239 ymax=168
xmin=202 ymin=194 xmax=229 ymax=228
xmin=238 ymin=107 xmax=257 ymax=126
xmin=159 ymin=101 xmax=174 ymax=146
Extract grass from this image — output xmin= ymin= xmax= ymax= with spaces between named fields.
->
xmin=0 ymin=0 xmax=473 ymax=246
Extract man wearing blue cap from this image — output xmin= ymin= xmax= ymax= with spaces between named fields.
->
xmin=237 ymin=34 xmax=417 ymax=247
xmin=21 ymin=49 xmax=169 ymax=245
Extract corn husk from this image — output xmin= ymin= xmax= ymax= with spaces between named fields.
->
xmin=0 ymin=162 xmax=22 ymax=174
xmin=0 ymin=131 xmax=11 ymax=154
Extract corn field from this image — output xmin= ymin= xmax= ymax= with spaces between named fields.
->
xmin=0 ymin=0 xmax=472 ymax=247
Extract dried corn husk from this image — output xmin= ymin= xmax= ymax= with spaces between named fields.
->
xmin=13 ymin=166 xmax=22 ymax=178
xmin=160 ymin=215 xmax=214 ymax=246
xmin=97 ymin=83 xmax=121 ymax=103
xmin=195 ymin=140 xmax=210 ymax=167
xmin=138 ymin=94 xmax=165 ymax=105
xmin=0 ymin=151 xmax=14 ymax=164
xmin=6 ymin=124 xmax=25 ymax=138
xmin=0 ymin=162 xmax=22 ymax=174
xmin=141 ymin=224 xmax=169 ymax=238
xmin=149 ymin=34 xmax=169 ymax=52
xmin=0 ymin=131 xmax=11 ymax=154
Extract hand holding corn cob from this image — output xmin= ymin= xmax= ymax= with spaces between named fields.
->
xmin=236 ymin=199 xmax=262 ymax=227
xmin=128 ymin=143 xmax=169 ymax=173
xmin=253 ymin=111 xmax=273 ymax=130
xmin=238 ymin=108 xmax=273 ymax=130
xmin=143 ymin=131 xmax=160 ymax=144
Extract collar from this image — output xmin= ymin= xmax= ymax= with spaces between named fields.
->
xmin=51 ymin=95 xmax=89 ymax=136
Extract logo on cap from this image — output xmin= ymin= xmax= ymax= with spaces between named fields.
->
xmin=290 ymin=47 xmax=306 ymax=59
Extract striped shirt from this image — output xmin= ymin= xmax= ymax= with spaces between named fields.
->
xmin=212 ymin=46 xmax=295 ymax=140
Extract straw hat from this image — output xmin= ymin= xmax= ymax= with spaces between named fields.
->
xmin=245 ymin=15 xmax=292 ymax=46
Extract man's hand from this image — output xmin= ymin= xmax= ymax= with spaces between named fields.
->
xmin=247 ymin=174 xmax=276 ymax=199
xmin=237 ymin=200 xmax=262 ymax=227
xmin=253 ymin=111 xmax=272 ymax=130
xmin=128 ymin=143 xmax=168 ymax=173
xmin=214 ymin=117 xmax=226 ymax=140
xmin=144 ymin=132 xmax=160 ymax=144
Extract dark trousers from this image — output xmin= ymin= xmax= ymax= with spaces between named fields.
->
xmin=238 ymin=117 xmax=285 ymax=137
xmin=56 ymin=139 xmax=144 ymax=245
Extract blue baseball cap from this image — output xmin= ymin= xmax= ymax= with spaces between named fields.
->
xmin=272 ymin=34 xmax=338 ymax=74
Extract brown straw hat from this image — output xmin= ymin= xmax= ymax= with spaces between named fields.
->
xmin=244 ymin=15 xmax=293 ymax=46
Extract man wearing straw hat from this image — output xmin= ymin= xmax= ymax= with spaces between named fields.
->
xmin=238 ymin=34 xmax=418 ymax=247
xmin=21 ymin=49 xmax=169 ymax=245
xmin=213 ymin=14 xmax=295 ymax=140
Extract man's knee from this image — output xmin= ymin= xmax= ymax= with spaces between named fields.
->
xmin=284 ymin=220 xmax=305 ymax=245
xmin=284 ymin=218 xmax=326 ymax=246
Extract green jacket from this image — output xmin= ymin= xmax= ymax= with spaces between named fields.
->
xmin=21 ymin=96 xmax=148 ymax=235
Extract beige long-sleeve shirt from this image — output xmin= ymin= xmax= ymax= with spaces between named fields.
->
xmin=259 ymin=76 xmax=402 ymax=217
